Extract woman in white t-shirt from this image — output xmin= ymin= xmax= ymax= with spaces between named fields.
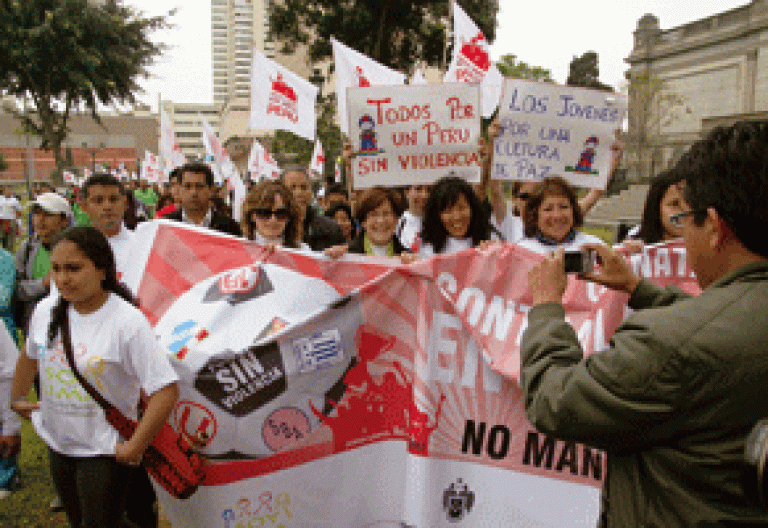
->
xmin=419 ymin=176 xmax=496 ymax=257
xmin=517 ymin=176 xmax=605 ymax=255
xmin=10 ymin=226 xmax=179 ymax=528
xmin=242 ymin=181 xmax=310 ymax=250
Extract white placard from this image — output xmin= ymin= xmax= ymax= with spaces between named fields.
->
xmin=347 ymin=84 xmax=481 ymax=188
xmin=493 ymin=79 xmax=627 ymax=189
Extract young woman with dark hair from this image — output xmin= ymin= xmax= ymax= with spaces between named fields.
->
xmin=419 ymin=176 xmax=496 ymax=257
xmin=635 ymin=169 xmax=686 ymax=244
xmin=325 ymin=202 xmax=357 ymax=242
xmin=10 ymin=226 xmax=179 ymax=528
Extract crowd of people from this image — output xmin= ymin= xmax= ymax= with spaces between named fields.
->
xmin=0 ymin=119 xmax=766 ymax=527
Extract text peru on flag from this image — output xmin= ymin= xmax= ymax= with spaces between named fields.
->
xmin=250 ymin=50 xmax=319 ymax=141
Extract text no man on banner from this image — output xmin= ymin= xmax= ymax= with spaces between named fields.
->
xmin=347 ymin=83 xmax=482 ymax=189
xmin=493 ymin=79 xmax=627 ymax=189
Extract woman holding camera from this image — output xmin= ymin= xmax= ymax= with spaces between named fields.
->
xmin=9 ymin=227 xmax=179 ymax=528
xmin=517 ymin=176 xmax=605 ymax=256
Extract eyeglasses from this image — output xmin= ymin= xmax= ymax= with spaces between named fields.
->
xmin=253 ymin=207 xmax=289 ymax=221
xmin=668 ymin=209 xmax=705 ymax=228
xmin=517 ymin=192 xmax=532 ymax=201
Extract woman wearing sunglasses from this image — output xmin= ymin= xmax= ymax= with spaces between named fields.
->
xmin=242 ymin=181 xmax=308 ymax=249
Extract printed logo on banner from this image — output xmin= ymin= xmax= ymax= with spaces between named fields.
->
xmin=355 ymin=66 xmax=371 ymax=87
xmin=292 ymin=329 xmax=344 ymax=373
xmin=262 ymin=407 xmax=311 ymax=452
xmin=255 ymin=317 xmax=288 ymax=342
xmin=442 ymin=478 xmax=475 ymax=522
xmin=267 ymin=74 xmax=299 ymax=123
xmin=171 ymin=400 xmax=217 ymax=447
xmin=194 ymin=342 xmax=286 ymax=417
xmin=202 ymin=265 xmax=274 ymax=305
xmin=223 ymin=492 xmax=293 ymax=527
xmin=456 ymin=33 xmax=490 ymax=82
xmin=166 ymin=320 xmax=210 ymax=361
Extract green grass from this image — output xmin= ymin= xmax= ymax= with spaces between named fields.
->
xmin=1 ymin=390 xmax=172 ymax=527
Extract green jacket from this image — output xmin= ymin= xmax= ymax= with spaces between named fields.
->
xmin=521 ymin=261 xmax=768 ymax=527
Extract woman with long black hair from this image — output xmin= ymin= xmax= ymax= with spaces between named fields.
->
xmin=10 ymin=226 xmax=178 ymax=528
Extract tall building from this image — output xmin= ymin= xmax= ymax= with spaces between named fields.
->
xmin=625 ymin=0 xmax=768 ymax=181
xmin=160 ymin=101 xmax=222 ymax=159
xmin=212 ymin=0 xmax=277 ymax=106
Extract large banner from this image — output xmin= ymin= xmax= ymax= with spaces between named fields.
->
xmin=123 ymin=223 xmax=698 ymax=527
xmin=493 ymin=79 xmax=628 ymax=189
xmin=348 ymin=84 xmax=482 ymax=189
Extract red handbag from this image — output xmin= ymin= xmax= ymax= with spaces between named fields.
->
xmin=62 ymin=319 xmax=206 ymax=499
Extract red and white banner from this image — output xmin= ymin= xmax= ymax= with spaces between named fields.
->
xmin=122 ymin=224 xmax=699 ymax=528
xmin=444 ymin=2 xmax=503 ymax=118
xmin=348 ymin=83 xmax=482 ymax=187
xmin=160 ymin=106 xmax=187 ymax=171
xmin=331 ymin=38 xmax=407 ymax=135
xmin=251 ymin=50 xmax=318 ymax=141
xmin=309 ymin=140 xmax=325 ymax=175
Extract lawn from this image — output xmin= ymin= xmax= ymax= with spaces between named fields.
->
xmin=1 ymin=393 xmax=172 ymax=528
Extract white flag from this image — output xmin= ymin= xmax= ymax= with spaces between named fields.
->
xmin=444 ymin=2 xmax=502 ymax=117
xmin=231 ymin=171 xmax=247 ymax=223
xmin=159 ymin=107 xmax=186 ymax=170
xmin=141 ymin=151 xmax=162 ymax=183
xmin=412 ymin=68 xmax=427 ymax=85
xmin=250 ymin=50 xmax=319 ymax=141
xmin=331 ymin=38 xmax=406 ymax=134
xmin=83 ymin=168 xmax=92 ymax=181
xmin=247 ymin=140 xmax=281 ymax=182
xmin=309 ymin=140 xmax=325 ymax=174
xmin=63 ymin=170 xmax=76 ymax=184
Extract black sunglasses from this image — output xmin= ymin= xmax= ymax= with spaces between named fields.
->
xmin=518 ymin=192 xmax=532 ymax=201
xmin=253 ymin=207 xmax=289 ymax=221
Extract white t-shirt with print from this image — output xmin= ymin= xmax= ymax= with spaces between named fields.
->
xmin=516 ymin=231 xmax=605 ymax=256
xmin=26 ymin=294 xmax=178 ymax=457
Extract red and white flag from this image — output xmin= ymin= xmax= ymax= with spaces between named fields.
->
xmin=83 ymin=168 xmax=92 ymax=181
xmin=247 ymin=139 xmax=281 ymax=182
xmin=141 ymin=151 xmax=162 ymax=183
xmin=331 ymin=38 xmax=406 ymax=134
xmin=63 ymin=170 xmax=76 ymax=184
xmin=250 ymin=50 xmax=318 ymax=141
xmin=334 ymin=160 xmax=342 ymax=183
xmin=160 ymin=106 xmax=186 ymax=170
xmin=444 ymin=2 xmax=502 ymax=117
xmin=309 ymin=140 xmax=325 ymax=175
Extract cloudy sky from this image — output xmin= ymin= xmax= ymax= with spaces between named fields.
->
xmin=131 ymin=0 xmax=749 ymax=110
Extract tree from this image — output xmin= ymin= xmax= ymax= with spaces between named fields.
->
xmin=0 ymin=0 xmax=171 ymax=182
xmin=625 ymin=72 xmax=690 ymax=181
xmin=566 ymin=51 xmax=613 ymax=92
xmin=0 ymin=153 xmax=7 ymax=174
xmin=269 ymin=0 xmax=499 ymax=74
xmin=496 ymin=54 xmax=553 ymax=83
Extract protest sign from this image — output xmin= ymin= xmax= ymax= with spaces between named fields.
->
xmin=121 ymin=219 xmax=700 ymax=528
xmin=347 ymin=84 xmax=482 ymax=188
xmin=493 ymin=79 xmax=627 ymax=189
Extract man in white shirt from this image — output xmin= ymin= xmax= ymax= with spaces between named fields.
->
xmin=79 ymin=174 xmax=134 ymax=281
